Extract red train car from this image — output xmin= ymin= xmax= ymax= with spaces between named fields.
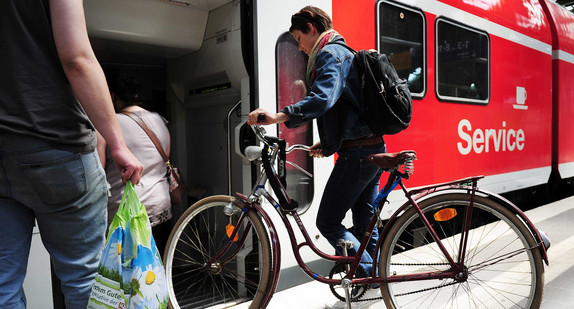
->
xmin=320 ymin=0 xmax=574 ymax=214
xmin=265 ymin=0 xmax=574 ymax=293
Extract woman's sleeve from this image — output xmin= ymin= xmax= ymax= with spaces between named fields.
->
xmin=282 ymin=49 xmax=347 ymax=128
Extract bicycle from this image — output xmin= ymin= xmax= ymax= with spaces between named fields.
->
xmin=163 ymin=123 xmax=550 ymax=309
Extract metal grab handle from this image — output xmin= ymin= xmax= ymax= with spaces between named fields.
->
xmin=227 ymin=101 xmax=242 ymax=195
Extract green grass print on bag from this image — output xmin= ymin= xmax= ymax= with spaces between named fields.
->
xmin=88 ymin=181 xmax=169 ymax=309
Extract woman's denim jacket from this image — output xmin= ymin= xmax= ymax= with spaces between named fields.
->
xmin=281 ymin=39 xmax=374 ymax=157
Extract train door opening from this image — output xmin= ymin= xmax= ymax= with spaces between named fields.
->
xmin=27 ymin=0 xmax=253 ymax=306
xmin=85 ymin=0 xmax=251 ymax=223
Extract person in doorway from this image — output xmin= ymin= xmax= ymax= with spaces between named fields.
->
xmin=0 ymin=1 xmax=143 ymax=308
xmin=97 ymin=71 xmax=172 ymax=257
xmin=247 ymin=6 xmax=385 ymax=308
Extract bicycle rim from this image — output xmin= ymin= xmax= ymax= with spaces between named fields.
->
xmin=164 ymin=195 xmax=272 ymax=309
xmin=380 ymin=193 xmax=544 ymax=309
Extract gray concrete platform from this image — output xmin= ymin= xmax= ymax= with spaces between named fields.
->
xmin=247 ymin=195 xmax=574 ymax=308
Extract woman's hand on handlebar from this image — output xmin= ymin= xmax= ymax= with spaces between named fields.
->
xmin=248 ymin=108 xmax=289 ymax=125
xmin=308 ymin=141 xmax=324 ymax=158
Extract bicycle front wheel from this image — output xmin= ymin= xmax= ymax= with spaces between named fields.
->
xmin=380 ymin=193 xmax=544 ymax=309
xmin=164 ymin=195 xmax=272 ymax=309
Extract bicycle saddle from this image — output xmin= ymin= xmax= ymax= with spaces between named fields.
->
xmin=366 ymin=150 xmax=417 ymax=170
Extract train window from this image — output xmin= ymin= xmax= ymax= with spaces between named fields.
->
xmin=377 ymin=0 xmax=426 ymax=97
xmin=275 ymin=32 xmax=314 ymax=214
xmin=436 ymin=18 xmax=490 ymax=103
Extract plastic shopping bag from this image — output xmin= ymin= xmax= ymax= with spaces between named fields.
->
xmin=88 ymin=181 xmax=169 ymax=309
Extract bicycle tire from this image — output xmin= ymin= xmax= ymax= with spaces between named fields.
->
xmin=164 ymin=195 xmax=272 ymax=309
xmin=379 ymin=193 xmax=544 ymax=309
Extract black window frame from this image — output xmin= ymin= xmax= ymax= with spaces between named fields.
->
xmin=376 ymin=0 xmax=427 ymax=99
xmin=435 ymin=17 xmax=491 ymax=104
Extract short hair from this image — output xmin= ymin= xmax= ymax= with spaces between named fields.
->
xmin=289 ymin=6 xmax=332 ymax=34
xmin=108 ymin=71 xmax=142 ymax=104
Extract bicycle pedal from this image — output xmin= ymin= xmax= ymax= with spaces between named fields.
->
xmin=336 ymin=239 xmax=354 ymax=249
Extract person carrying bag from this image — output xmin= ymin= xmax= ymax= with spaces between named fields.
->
xmin=121 ymin=111 xmax=187 ymax=205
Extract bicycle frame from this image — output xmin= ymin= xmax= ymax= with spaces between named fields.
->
xmin=242 ymin=173 xmax=485 ymax=286
xmin=211 ymin=127 xmax=549 ymax=308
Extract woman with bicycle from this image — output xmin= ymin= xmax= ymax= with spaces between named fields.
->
xmin=248 ymin=5 xmax=385 ymax=304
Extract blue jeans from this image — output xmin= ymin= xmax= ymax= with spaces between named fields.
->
xmin=0 ymin=135 xmax=108 ymax=309
xmin=316 ymin=143 xmax=385 ymax=277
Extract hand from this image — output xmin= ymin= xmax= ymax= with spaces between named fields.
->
xmin=110 ymin=146 xmax=144 ymax=184
xmin=248 ymin=108 xmax=289 ymax=125
xmin=308 ymin=141 xmax=324 ymax=158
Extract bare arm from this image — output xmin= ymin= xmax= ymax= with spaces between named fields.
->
xmin=49 ymin=0 xmax=143 ymax=184
xmin=166 ymin=130 xmax=171 ymax=158
xmin=248 ymin=108 xmax=324 ymax=157
xmin=95 ymin=130 xmax=106 ymax=167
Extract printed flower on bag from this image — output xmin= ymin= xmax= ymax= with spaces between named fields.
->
xmin=138 ymin=264 xmax=167 ymax=306
xmin=145 ymin=268 xmax=156 ymax=285
xmin=129 ymin=292 xmax=144 ymax=309
xmin=108 ymin=241 xmax=122 ymax=260
xmin=127 ymin=277 xmax=144 ymax=309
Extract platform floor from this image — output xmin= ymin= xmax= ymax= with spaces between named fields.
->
xmin=252 ymin=195 xmax=574 ymax=309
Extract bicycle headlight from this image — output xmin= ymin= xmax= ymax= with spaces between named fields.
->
xmin=245 ymin=146 xmax=263 ymax=161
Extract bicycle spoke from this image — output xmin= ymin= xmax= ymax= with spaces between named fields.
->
xmin=223 ymin=266 xmax=264 ymax=290
xmin=164 ymin=197 xmax=272 ymax=309
xmin=467 ymin=273 xmax=527 ymax=308
xmin=437 ymin=220 xmax=458 ymax=261
xmin=466 ymin=227 xmax=517 ymax=268
xmin=460 ymin=280 xmax=485 ymax=308
xmin=469 ymin=247 xmax=531 ymax=273
xmin=380 ymin=193 xmax=544 ymax=309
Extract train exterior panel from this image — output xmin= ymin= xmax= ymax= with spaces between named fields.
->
xmin=332 ymin=0 xmax=555 ymax=202
xmin=543 ymin=1 xmax=574 ymax=179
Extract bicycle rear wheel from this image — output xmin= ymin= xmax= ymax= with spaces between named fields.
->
xmin=164 ymin=195 xmax=272 ymax=309
xmin=379 ymin=193 xmax=544 ymax=309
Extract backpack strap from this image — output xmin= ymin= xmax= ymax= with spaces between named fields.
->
xmin=327 ymin=40 xmax=357 ymax=54
xmin=327 ymin=41 xmax=371 ymax=81
xmin=121 ymin=111 xmax=170 ymax=164
xmin=325 ymin=42 xmax=371 ymax=135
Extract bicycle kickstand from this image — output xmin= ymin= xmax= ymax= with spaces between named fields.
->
xmin=336 ymin=239 xmax=354 ymax=309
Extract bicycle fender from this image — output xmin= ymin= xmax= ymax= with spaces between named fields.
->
xmin=380 ymin=186 xmax=549 ymax=266
xmin=252 ymin=201 xmax=282 ymax=308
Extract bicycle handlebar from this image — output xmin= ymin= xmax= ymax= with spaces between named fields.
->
xmin=286 ymin=144 xmax=310 ymax=154
xmin=249 ymin=121 xmax=312 ymax=210
xmin=250 ymin=121 xmax=310 ymax=154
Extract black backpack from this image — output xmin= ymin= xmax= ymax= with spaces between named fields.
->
xmin=332 ymin=42 xmax=412 ymax=135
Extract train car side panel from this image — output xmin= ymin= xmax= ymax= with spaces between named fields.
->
xmin=333 ymin=0 xmax=553 ymax=199
xmin=543 ymin=1 xmax=574 ymax=179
